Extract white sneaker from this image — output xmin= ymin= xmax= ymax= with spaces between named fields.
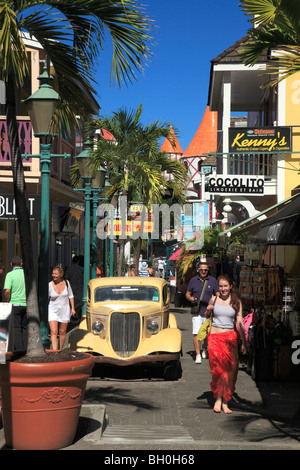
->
xmin=201 ymin=349 xmax=208 ymax=359
xmin=195 ymin=354 xmax=202 ymax=364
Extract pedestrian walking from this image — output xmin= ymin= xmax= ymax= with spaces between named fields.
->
xmin=146 ymin=262 xmax=154 ymax=277
xmin=129 ymin=264 xmax=136 ymax=277
xmin=65 ymin=255 xmax=84 ymax=330
xmin=48 ymin=265 xmax=76 ymax=350
xmin=157 ymin=257 xmax=165 ymax=278
xmin=3 ymin=256 xmax=27 ymax=351
xmin=185 ymin=261 xmax=218 ymax=363
xmin=206 ymin=274 xmax=247 ymax=414
xmin=0 ymin=262 xmax=4 ymax=301
xmin=151 ymin=253 xmax=157 ymax=275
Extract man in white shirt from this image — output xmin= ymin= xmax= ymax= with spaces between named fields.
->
xmin=157 ymin=257 xmax=165 ymax=278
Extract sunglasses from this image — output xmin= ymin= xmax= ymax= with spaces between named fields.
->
xmin=199 ymin=268 xmax=208 ymax=272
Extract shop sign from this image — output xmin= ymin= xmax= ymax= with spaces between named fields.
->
xmin=266 ymin=222 xmax=282 ymax=243
xmin=244 ymin=251 xmax=260 ymax=261
xmin=62 ymin=208 xmax=82 ymax=234
xmin=106 ymin=219 xmax=153 ymax=236
xmin=0 ymin=194 xmax=41 ymax=221
xmin=207 ymin=175 xmax=264 ymax=195
xmin=229 ymin=127 xmax=292 ymax=153
xmin=128 ymin=204 xmax=153 ymax=221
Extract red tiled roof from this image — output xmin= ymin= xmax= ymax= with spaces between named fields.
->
xmin=101 ymin=128 xmax=116 ymax=141
xmin=160 ymin=126 xmax=183 ymax=154
xmin=184 ymin=107 xmax=217 ymax=158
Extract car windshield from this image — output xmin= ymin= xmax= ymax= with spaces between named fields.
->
xmin=94 ymin=285 xmax=160 ymax=303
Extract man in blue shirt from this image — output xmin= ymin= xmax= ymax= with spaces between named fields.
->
xmin=186 ymin=261 xmax=218 ymax=363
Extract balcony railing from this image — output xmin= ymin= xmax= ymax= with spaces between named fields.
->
xmin=228 ymin=153 xmax=277 ymax=177
xmin=0 ymin=119 xmax=32 ymax=162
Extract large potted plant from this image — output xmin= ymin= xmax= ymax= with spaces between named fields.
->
xmin=0 ymin=0 xmax=153 ymax=449
xmin=0 ymin=64 xmax=95 ymax=450
xmin=0 ymin=350 xmax=94 ymax=450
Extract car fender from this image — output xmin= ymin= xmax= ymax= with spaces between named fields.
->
xmin=138 ymin=327 xmax=182 ymax=355
xmin=168 ymin=313 xmax=177 ymax=328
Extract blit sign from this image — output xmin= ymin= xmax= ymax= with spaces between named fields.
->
xmin=0 ymin=195 xmax=41 ymax=221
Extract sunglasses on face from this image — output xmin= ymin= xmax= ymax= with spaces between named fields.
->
xmin=199 ymin=268 xmax=208 ymax=272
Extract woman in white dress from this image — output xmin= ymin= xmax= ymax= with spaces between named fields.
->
xmin=48 ymin=266 xmax=76 ymax=350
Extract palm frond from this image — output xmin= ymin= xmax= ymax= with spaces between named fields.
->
xmin=240 ymin=0 xmax=300 ymax=85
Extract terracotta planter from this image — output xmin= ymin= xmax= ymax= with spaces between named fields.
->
xmin=0 ymin=352 xmax=94 ymax=450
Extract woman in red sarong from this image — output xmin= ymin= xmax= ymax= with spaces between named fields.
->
xmin=206 ymin=275 xmax=246 ymax=414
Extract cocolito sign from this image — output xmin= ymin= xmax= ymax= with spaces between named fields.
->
xmin=207 ymin=175 xmax=264 ymax=194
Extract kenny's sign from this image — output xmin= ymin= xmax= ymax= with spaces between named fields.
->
xmin=207 ymin=175 xmax=264 ymax=195
xmin=229 ymin=127 xmax=292 ymax=153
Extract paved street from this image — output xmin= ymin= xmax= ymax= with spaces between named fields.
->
xmin=68 ymin=305 xmax=300 ymax=451
xmin=1 ymin=305 xmax=300 ymax=452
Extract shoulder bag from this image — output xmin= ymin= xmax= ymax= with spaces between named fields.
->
xmin=190 ymin=279 xmax=208 ymax=314
xmin=197 ymin=293 xmax=219 ymax=340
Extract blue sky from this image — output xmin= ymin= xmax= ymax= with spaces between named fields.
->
xmin=94 ymin=1 xmax=251 ymax=151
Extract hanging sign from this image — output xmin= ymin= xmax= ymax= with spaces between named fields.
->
xmin=229 ymin=127 xmax=292 ymax=153
xmin=207 ymin=175 xmax=264 ymax=195
xmin=0 ymin=195 xmax=41 ymax=221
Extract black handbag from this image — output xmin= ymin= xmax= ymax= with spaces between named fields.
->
xmin=190 ymin=280 xmax=208 ymax=314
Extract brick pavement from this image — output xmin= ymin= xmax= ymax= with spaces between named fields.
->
xmin=1 ymin=305 xmax=300 ymax=451
xmin=70 ymin=306 xmax=300 ymax=450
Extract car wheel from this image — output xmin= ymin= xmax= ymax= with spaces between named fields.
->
xmin=163 ymin=360 xmax=182 ymax=381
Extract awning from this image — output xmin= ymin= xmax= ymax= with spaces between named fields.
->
xmin=258 ymin=193 xmax=300 ymax=245
xmin=218 ymin=193 xmax=299 ymax=240
xmin=168 ymin=248 xmax=183 ymax=261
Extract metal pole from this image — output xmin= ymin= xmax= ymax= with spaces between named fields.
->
xmin=82 ymin=181 xmax=92 ymax=316
xmin=91 ymin=189 xmax=99 ymax=279
xmin=38 ymin=142 xmax=51 ymax=348
xmin=109 ymin=212 xmax=113 ymax=276
xmin=104 ymin=216 xmax=108 ymax=277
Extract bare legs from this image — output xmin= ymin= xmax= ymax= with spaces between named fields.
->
xmin=49 ymin=321 xmax=68 ymax=350
xmin=213 ymin=395 xmax=232 ymax=414
xmin=193 ymin=335 xmax=201 ymax=356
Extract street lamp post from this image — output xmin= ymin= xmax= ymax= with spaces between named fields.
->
xmin=109 ymin=194 xmax=119 ymax=276
xmin=91 ymin=168 xmax=106 ymax=279
xmin=23 ymin=64 xmax=70 ymax=347
xmin=75 ymin=146 xmax=105 ymax=314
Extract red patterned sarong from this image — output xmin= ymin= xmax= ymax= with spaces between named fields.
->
xmin=207 ymin=331 xmax=239 ymax=402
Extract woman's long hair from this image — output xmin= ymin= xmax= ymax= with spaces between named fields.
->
xmin=217 ymin=275 xmax=241 ymax=314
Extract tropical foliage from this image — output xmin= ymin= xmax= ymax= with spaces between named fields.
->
xmin=240 ymin=0 xmax=300 ymax=86
xmin=71 ymin=104 xmax=189 ymax=275
xmin=1 ymin=0 xmax=154 ymax=357
xmin=176 ymin=226 xmax=246 ymax=279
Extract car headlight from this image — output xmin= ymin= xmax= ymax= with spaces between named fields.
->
xmin=147 ymin=320 xmax=159 ymax=334
xmin=92 ymin=321 xmax=104 ymax=335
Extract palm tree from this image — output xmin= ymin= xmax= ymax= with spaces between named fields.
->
xmin=240 ymin=0 xmax=300 ymax=86
xmin=82 ymin=104 xmax=188 ymax=275
xmin=176 ymin=227 xmax=246 ymax=279
xmin=1 ymin=1 xmax=154 ymax=358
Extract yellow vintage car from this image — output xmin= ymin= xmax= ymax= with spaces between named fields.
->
xmin=68 ymin=277 xmax=182 ymax=380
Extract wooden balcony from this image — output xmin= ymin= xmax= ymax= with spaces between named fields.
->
xmin=0 ymin=118 xmax=74 ymax=186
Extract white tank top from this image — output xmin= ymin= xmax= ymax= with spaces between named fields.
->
xmin=212 ymin=300 xmax=236 ymax=329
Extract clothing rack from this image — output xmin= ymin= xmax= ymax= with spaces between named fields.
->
xmin=239 ymin=265 xmax=283 ymax=307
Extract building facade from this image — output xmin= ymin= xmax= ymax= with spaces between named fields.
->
xmin=0 ymin=34 xmax=96 ymax=278
xmin=207 ymin=32 xmax=300 ymax=273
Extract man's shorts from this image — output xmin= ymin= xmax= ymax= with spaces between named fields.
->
xmin=192 ymin=315 xmax=206 ymax=335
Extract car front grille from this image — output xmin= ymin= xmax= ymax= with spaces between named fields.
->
xmin=110 ymin=312 xmax=140 ymax=357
